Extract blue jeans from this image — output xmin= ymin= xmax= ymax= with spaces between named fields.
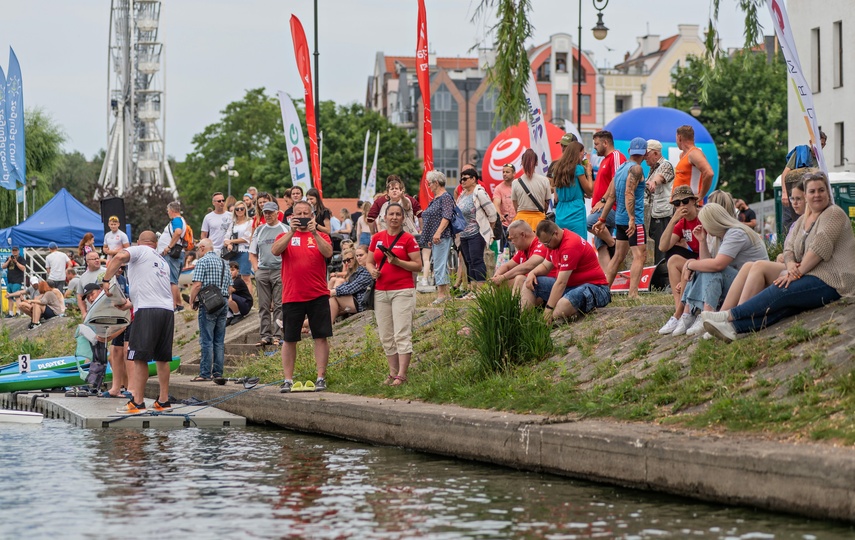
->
xmin=682 ymin=266 xmax=738 ymax=312
xmin=586 ymin=208 xmax=615 ymax=249
xmin=431 ymin=236 xmax=452 ymax=286
xmin=459 ymin=234 xmax=487 ymax=282
xmin=729 ymin=275 xmax=840 ymax=334
xmin=198 ymin=303 xmax=228 ymax=378
xmin=533 ymin=277 xmax=612 ymax=314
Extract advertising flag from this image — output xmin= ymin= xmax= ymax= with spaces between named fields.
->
xmin=0 ymin=65 xmax=12 ymax=190
xmin=767 ymin=0 xmax=828 ymax=176
xmin=358 ymin=130 xmax=371 ymax=201
xmin=523 ymin=68 xmax=552 ymax=175
xmin=364 ymin=133 xmax=380 ymax=202
xmin=6 ymin=48 xmax=25 ymax=187
xmin=290 ymin=15 xmax=322 ymax=196
xmin=416 ymin=0 xmax=434 ymax=205
xmin=277 ymin=91 xmax=312 ymax=193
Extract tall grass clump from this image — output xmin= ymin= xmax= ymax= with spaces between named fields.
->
xmin=465 ymin=286 xmax=553 ymax=376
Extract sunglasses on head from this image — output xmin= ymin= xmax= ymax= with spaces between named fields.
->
xmin=672 ymin=198 xmax=695 ymax=207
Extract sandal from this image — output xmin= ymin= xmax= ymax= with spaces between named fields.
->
xmin=390 ymin=376 xmax=407 ymax=386
xmin=382 ymin=374 xmax=396 ymax=385
xmin=190 ymin=376 xmax=212 ymax=382
xmin=255 ymin=338 xmax=273 ymax=347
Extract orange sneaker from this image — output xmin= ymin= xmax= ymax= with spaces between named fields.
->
xmin=116 ymin=401 xmax=146 ymax=414
xmin=152 ymin=400 xmax=172 ymax=412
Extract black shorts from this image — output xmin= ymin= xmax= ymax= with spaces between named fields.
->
xmin=615 ymin=224 xmax=646 ymax=247
xmin=231 ymin=295 xmax=252 ymax=316
xmin=666 ymin=245 xmax=699 ymax=261
xmin=111 ymin=321 xmax=132 ymax=347
xmin=128 ymin=308 xmax=174 ymax=363
xmin=41 ymin=306 xmax=58 ymax=320
xmin=282 ymin=296 xmax=332 ymax=343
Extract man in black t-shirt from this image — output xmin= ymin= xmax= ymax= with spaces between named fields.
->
xmin=227 ymin=261 xmax=253 ymax=325
xmin=735 ymin=199 xmax=757 ymax=230
xmin=3 ymin=247 xmax=27 ymax=317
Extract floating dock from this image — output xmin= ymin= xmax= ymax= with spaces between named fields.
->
xmin=0 ymin=392 xmax=245 ymax=429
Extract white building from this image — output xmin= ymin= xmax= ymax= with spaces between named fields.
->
xmin=787 ymin=0 xmax=853 ymax=172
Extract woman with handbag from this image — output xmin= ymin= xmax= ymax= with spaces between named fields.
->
xmin=456 ymin=167 xmax=498 ymax=296
xmin=223 ymin=201 xmax=254 ymax=294
xmin=511 ymin=148 xmax=552 ymax=230
xmin=366 ymin=203 xmax=423 ymax=386
xmin=327 ymin=246 xmax=374 ymax=325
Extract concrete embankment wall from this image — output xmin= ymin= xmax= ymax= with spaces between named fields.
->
xmin=155 ymin=378 xmax=855 ymax=523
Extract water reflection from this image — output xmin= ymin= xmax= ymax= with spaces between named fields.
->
xmin=0 ymin=421 xmax=850 ymax=539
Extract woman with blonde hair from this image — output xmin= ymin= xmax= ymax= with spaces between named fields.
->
xmin=677 ymin=202 xmax=768 ymax=337
xmin=223 ymin=200 xmax=254 ymax=293
xmin=328 ymin=245 xmax=374 ymax=325
xmin=704 ymin=172 xmax=855 ymax=342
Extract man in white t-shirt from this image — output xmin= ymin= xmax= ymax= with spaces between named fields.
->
xmin=103 ymin=216 xmax=131 ymax=260
xmin=200 ymin=192 xmax=233 ymax=252
xmin=102 ymin=230 xmax=175 ymax=415
xmin=44 ymin=242 xmax=71 ymax=293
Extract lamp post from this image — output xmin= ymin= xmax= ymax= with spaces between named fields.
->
xmin=577 ymin=0 xmax=610 ymax=135
xmin=220 ymin=158 xmax=239 ymax=198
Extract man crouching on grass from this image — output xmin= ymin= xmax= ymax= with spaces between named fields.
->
xmin=521 ymin=221 xmax=611 ymax=324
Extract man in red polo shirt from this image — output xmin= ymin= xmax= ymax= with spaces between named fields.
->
xmin=271 ymin=200 xmax=333 ymax=393
xmin=489 ymin=220 xmax=557 ymax=292
xmin=521 ymin=221 xmax=611 ymax=324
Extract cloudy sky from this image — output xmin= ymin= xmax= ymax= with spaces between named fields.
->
xmin=1 ymin=0 xmax=771 ymax=160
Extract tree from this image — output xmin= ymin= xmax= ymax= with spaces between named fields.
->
xmin=665 ymin=52 xmax=787 ymax=203
xmin=0 ymin=108 xmax=65 ymax=227
xmin=50 ymin=149 xmax=104 ymax=209
xmin=176 ymin=89 xmax=421 ymax=228
xmin=474 ymin=0 xmax=767 ymax=127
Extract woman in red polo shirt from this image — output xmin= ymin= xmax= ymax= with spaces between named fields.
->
xmin=367 ymin=203 xmax=423 ymax=386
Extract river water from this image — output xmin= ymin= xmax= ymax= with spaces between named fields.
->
xmin=0 ymin=421 xmax=851 ymax=539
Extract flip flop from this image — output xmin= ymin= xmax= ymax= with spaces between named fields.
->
xmin=190 ymin=376 xmax=212 ymax=382
xmin=291 ymin=381 xmax=305 ymax=392
xmin=99 ymin=390 xmax=126 ymax=398
xmin=303 ymin=381 xmax=316 ymax=392
xmin=255 ymin=339 xmax=273 ymax=347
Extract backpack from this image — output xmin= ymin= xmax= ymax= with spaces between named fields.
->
xmin=181 ymin=222 xmax=195 ymax=251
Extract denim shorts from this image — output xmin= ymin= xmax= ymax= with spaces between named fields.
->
xmin=533 ymin=277 xmax=611 ymax=314
xmin=166 ymin=252 xmax=183 ymax=285
xmin=235 ymin=251 xmax=252 ymax=275
xmin=586 ymin=208 xmax=615 ymax=249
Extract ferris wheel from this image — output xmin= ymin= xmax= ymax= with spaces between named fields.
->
xmin=98 ymin=0 xmax=177 ymax=197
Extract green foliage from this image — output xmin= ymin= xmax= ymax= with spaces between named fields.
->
xmin=175 ymin=89 xmax=421 ymax=228
xmin=465 ymin=286 xmax=553 ymax=375
xmin=665 ymin=53 xmax=787 ymax=203
xmin=0 ymin=108 xmax=66 ymax=228
xmin=50 ymin=150 xmax=104 ymax=210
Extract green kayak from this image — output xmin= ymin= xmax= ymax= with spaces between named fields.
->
xmin=0 ymin=357 xmax=181 ymax=393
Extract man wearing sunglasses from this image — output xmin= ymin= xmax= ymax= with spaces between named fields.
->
xmin=200 ymin=192 xmax=233 ymax=253
xmin=657 ymin=185 xmax=702 ymax=335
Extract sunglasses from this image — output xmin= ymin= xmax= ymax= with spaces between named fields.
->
xmin=214 ymin=199 xmax=225 ymax=203
xmin=672 ymin=198 xmax=695 ymax=207
xmin=342 ymin=258 xmax=354 ymax=263
xmin=234 ymin=207 xmax=246 ymax=212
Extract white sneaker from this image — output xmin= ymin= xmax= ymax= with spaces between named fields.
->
xmin=658 ymin=316 xmax=680 ymax=335
xmin=703 ymin=318 xmax=737 ymax=343
xmin=702 ymin=332 xmax=713 ymax=340
xmin=672 ymin=313 xmax=695 ymax=336
xmin=701 ymin=310 xmax=730 ymax=323
xmin=685 ymin=315 xmax=706 ymax=336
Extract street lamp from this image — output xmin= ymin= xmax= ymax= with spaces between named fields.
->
xmin=577 ymin=0 xmax=610 ymax=134
xmin=220 ymin=158 xmax=239 ymax=198
xmin=688 ymin=85 xmax=702 ymax=117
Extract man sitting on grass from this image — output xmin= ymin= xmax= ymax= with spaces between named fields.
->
xmin=489 ymin=220 xmax=556 ymax=294
xmin=521 ymin=220 xmax=611 ymax=324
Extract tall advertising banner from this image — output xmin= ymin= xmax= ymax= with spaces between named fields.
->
xmin=767 ymin=0 xmax=828 ymax=176
xmin=523 ymin=69 xmax=551 ymax=175
xmin=364 ymin=133 xmax=380 ymax=202
xmin=416 ymin=0 xmax=434 ymax=205
xmin=358 ymin=130 xmax=371 ymax=201
xmin=290 ymin=15 xmax=322 ymax=196
xmin=0 ymin=66 xmax=12 ymax=190
xmin=277 ymin=91 xmax=312 ymax=193
xmin=6 ymin=48 xmax=25 ymax=187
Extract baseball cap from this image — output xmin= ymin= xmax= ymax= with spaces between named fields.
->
xmin=48 ymin=242 xmax=58 ymax=249
xmin=646 ymin=139 xmax=662 ymax=152
xmin=557 ymin=133 xmax=578 ymax=146
xmin=670 ymin=185 xmax=698 ymax=202
xmin=108 ymin=215 xmax=120 ymax=222
xmin=83 ymin=283 xmax=102 ymax=296
xmin=629 ymin=137 xmax=648 ymax=156
xmin=262 ymin=201 xmax=279 ymax=213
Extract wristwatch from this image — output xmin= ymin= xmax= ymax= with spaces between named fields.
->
xmin=600 ymin=198 xmax=606 ymax=204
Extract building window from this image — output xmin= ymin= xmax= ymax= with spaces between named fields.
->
xmin=536 ymin=61 xmax=551 ymax=82
xmin=431 ymin=84 xmax=459 ymax=174
xmin=555 ymin=52 xmax=568 ymax=73
xmin=811 ymin=27 xmax=821 ymax=92
xmin=434 ymin=87 xmax=452 ymax=111
xmin=835 ymin=122 xmax=845 ymax=166
xmin=481 ymin=90 xmax=496 ymax=112
xmin=538 ymin=93 xmax=549 ymax=117
xmin=658 ymin=96 xmax=669 ymax=107
xmin=476 ymin=90 xmax=499 ymax=153
xmin=555 ymin=94 xmax=570 ymax=120
xmin=572 ymin=57 xmax=587 ymax=83
xmin=615 ymin=95 xmax=631 ymax=113
xmin=833 ymin=21 xmax=843 ymax=88
xmin=581 ymin=95 xmax=591 ymax=116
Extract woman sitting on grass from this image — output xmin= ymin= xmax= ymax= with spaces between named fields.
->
xmin=19 ymin=281 xmax=65 ymax=329
xmin=677 ymin=202 xmax=768 ymax=337
xmin=328 ymin=246 xmax=374 ymax=324
xmin=703 ymin=171 xmax=855 ymax=342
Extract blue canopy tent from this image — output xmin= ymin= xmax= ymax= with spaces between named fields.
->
xmin=4 ymin=189 xmax=104 ymax=248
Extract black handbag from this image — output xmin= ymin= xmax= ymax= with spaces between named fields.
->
xmin=364 ymin=231 xmax=404 ymax=311
xmin=198 ymin=258 xmax=228 ymax=313
xmin=168 ymin=244 xmax=183 ymax=259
